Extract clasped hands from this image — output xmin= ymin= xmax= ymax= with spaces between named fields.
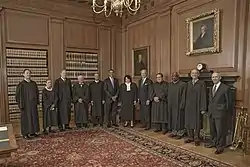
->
xmin=153 ymin=97 xmax=160 ymax=102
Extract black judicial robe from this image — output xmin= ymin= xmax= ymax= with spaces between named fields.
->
xmin=16 ymin=80 xmax=40 ymax=136
xmin=42 ymin=88 xmax=58 ymax=129
xmin=89 ymin=81 xmax=104 ymax=118
xmin=119 ymin=83 xmax=137 ymax=121
xmin=168 ymin=81 xmax=186 ymax=131
xmin=72 ymin=83 xmax=89 ymax=124
xmin=150 ymin=81 xmax=168 ymax=123
xmin=54 ymin=78 xmax=72 ymax=125
xmin=185 ymin=80 xmax=207 ymax=130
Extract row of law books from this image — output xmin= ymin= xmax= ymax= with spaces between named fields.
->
xmin=7 ymin=68 xmax=48 ymax=76
xmin=66 ymin=52 xmax=98 ymax=62
xmin=7 ymin=58 xmax=47 ymax=67
xmin=6 ymin=48 xmax=47 ymax=58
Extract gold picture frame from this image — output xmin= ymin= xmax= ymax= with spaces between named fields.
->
xmin=132 ymin=46 xmax=150 ymax=77
xmin=186 ymin=9 xmax=220 ymax=56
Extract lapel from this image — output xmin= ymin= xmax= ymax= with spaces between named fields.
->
xmin=212 ymin=83 xmax=222 ymax=99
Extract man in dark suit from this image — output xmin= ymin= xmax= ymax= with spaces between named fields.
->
xmin=193 ymin=24 xmax=213 ymax=50
xmin=103 ymin=69 xmax=119 ymax=128
xmin=205 ymin=72 xmax=230 ymax=154
xmin=138 ymin=68 xmax=153 ymax=130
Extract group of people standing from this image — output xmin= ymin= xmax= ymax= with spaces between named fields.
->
xmin=16 ymin=67 xmax=230 ymax=155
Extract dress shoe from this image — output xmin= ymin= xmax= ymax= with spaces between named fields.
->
xmin=144 ymin=127 xmax=150 ymax=130
xmin=30 ymin=133 xmax=39 ymax=137
xmin=215 ymin=148 xmax=224 ymax=154
xmin=194 ymin=140 xmax=200 ymax=146
xmin=43 ymin=131 xmax=48 ymax=135
xmin=174 ymin=136 xmax=182 ymax=140
xmin=112 ymin=124 xmax=119 ymax=127
xmin=154 ymin=129 xmax=161 ymax=132
xmin=168 ymin=133 xmax=176 ymax=138
xmin=184 ymin=138 xmax=194 ymax=143
xmin=162 ymin=130 xmax=168 ymax=135
xmin=65 ymin=126 xmax=72 ymax=130
xmin=23 ymin=135 xmax=31 ymax=140
xmin=204 ymin=143 xmax=215 ymax=148
xmin=59 ymin=128 xmax=66 ymax=132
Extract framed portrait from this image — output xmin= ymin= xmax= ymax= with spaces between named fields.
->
xmin=132 ymin=46 xmax=149 ymax=77
xmin=186 ymin=9 xmax=220 ymax=56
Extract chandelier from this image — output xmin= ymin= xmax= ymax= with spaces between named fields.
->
xmin=92 ymin=0 xmax=141 ymax=17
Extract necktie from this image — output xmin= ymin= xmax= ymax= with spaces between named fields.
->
xmin=111 ymin=78 xmax=114 ymax=88
xmin=141 ymin=79 xmax=145 ymax=86
xmin=212 ymin=85 xmax=217 ymax=96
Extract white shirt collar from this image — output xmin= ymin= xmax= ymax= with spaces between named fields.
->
xmin=214 ymin=82 xmax=221 ymax=88
xmin=24 ymin=78 xmax=30 ymax=82
xmin=125 ymin=82 xmax=131 ymax=91
xmin=95 ymin=80 xmax=99 ymax=83
xmin=61 ymin=77 xmax=66 ymax=81
xmin=45 ymin=87 xmax=52 ymax=91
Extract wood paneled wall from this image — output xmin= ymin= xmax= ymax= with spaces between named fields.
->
xmin=0 ymin=0 xmax=122 ymax=122
xmin=121 ymin=0 xmax=250 ymax=110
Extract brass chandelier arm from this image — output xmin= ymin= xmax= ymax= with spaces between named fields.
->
xmin=92 ymin=0 xmax=141 ymax=17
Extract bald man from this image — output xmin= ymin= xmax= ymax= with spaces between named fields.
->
xmin=168 ymin=72 xmax=187 ymax=139
xmin=205 ymin=72 xmax=230 ymax=154
xmin=72 ymin=75 xmax=90 ymax=128
xmin=184 ymin=69 xmax=207 ymax=146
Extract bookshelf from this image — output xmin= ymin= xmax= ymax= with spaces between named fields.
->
xmin=6 ymin=48 xmax=48 ymax=121
xmin=65 ymin=51 xmax=99 ymax=84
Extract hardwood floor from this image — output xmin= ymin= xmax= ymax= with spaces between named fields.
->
xmin=11 ymin=119 xmax=250 ymax=167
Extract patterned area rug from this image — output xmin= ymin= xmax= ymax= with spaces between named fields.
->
xmin=1 ymin=127 xmax=233 ymax=167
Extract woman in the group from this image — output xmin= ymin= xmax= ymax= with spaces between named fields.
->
xmin=42 ymin=79 xmax=58 ymax=135
xmin=119 ymin=75 xmax=137 ymax=128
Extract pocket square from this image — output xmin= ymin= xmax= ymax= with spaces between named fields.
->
xmin=144 ymin=83 xmax=148 ymax=85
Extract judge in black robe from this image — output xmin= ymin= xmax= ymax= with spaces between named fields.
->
xmin=168 ymin=72 xmax=186 ymax=139
xmin=54 ymin=69 xmax=72 ymax=131
xmin=150 ymin=73 xmax=168 ymax=134
xmin=138 ymin=69 xmax=153 ymax=130
xmin=42 ymin=79 xmax=58 ymax=135
xmin=184 ymin=69 xmax=207 ymax=146
xmin=119 ymin=75 xmax=137 ymax=128
xmin=72 ymin=75 xmax=90 ymax=128
xmin=103 ymin=69 xmax=119 ymax=127
xmin=15 ymin=69 xmax=40 ymax=140
xmin=205 ymin=72 xmax=230 ymax=154
xmin=89 ymin=73 xmax=105 ymax=126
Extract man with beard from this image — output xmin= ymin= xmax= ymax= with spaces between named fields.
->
xmin=54 ymin=69 xmax=72 ymax=131
xmin=103 ymin=69 xmax=119 ymax=127
xmin=72 ymin=75 xmax=89 ymax=128
xmin=16 ymin=69 xmax=40 ymax=140
xmin=168 ymin=72 xmax=186 ymax=139
xmin=138 ymin=68 xmax=153 ymax=130
xmin=89 ymin=73 xmax=105 ymax=126
xmin=205 ymin=72 xmax=230 ymax=154
xmin=150 ymin=73 xmax=168 ymax=134
xmin=184 ymin=69 xmax=207 ymax=146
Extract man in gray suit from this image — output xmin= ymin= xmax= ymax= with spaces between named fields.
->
xmin=205 ymin=72 xmax=230 ymax=154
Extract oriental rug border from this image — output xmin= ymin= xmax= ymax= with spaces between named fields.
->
xmin=104 ymin=127 xmax=234 ymax=167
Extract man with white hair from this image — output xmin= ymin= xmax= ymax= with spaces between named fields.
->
xmin=205 ymin=72 xmax=230 ymax=154
xmin=72 ymin=75 xmax=90 ymax=128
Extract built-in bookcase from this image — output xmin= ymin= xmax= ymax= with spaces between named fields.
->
xmin=6 ymin=48 xmax=48 ymax=120
xmin=65 ymin=51 xmax=99 ymax=84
